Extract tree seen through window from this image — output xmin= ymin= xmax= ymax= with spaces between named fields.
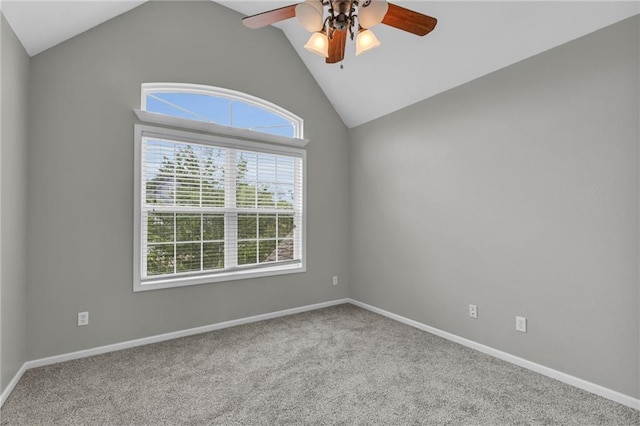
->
xmin=144 ymin=142 xmax=297 ymax=277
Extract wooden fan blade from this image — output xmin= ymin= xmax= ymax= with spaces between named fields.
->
xmin=242 ymin=4 xmax=297 ymax=29
xmin=382 ymin=3 xmax=437 ymax=36
xmin=326 ymin=29 xmax=347 ymax=64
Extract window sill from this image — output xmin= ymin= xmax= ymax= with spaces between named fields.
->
xmin=134 ymin=109 xmax=309 ymax=148
xmin=134 ymin=262 xmax=306 ymax=292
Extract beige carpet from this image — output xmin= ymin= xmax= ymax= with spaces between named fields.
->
xmin=1 ymin=304 xmax=638 ymax=425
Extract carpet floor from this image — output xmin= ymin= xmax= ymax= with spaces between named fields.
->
xmin=1 ymin=304 xmax=638 ymax=425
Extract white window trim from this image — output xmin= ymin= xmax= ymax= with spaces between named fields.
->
xmin=134 ymin=109 xmax=308 ymax=148
xmin=134 ymin=85 xmax=308 ymax=292
xmin=141 ymin=82 xmax=304 ymax=139
xmin=134 ymin=124 xmax=307 ymax=292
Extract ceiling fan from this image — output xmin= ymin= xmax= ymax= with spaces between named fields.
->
xmin=242 ymin=0 xmax=437 ymax=64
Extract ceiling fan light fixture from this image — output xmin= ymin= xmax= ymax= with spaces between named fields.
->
xmin=357 ymin=0 xmax=389 ymax=29
xmin=304 ymin=31 xmax=329 ymax=57
xmin=295 ymin=0 xmax=325 ymax=32
xmin=243 ymin=1 xmax=437 ymax=63
xmin=355 ymin=28 xmax=381 ymax=55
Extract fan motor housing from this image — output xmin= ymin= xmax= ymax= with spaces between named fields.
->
xmin=331 ymin=0 xmax=354 ymax=30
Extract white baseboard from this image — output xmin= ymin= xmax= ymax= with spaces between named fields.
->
xmin=4 ymin=297 xmax=638 ymax=412
xmin=348 ymin=298 xmax=640 ymax=411
xmin=1 ymin=298 xmax=350 ymax=407
xmin=0 ymin=362 xmax=26 ymax=407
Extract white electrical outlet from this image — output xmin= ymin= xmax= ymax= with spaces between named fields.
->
xmin=332 ymin=276 xmax=338 ymax=286
xmin=516 ymin=316 xmax=527 ymax=333
xmin=78 ymin=311 xmax=89 ymax=326
xmin=469 ymin=304 xmax=478 ymax=319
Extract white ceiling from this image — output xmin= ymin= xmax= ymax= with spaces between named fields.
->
xmin=2 ymin=1 xmax=145 ymax=57
xmin=3 ymin=1 xmax=639 ymax=127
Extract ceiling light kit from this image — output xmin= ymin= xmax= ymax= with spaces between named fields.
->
xmin=242 ymin=0 xmax=438 ymax=64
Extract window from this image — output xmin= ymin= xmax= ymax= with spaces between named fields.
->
xmin=142 ymin=83 xmax=302 ymax=138
xmin=134 ymin=84 xmax=306 ymax=291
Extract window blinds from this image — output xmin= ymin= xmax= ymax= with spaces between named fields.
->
xmin=140 ymin=137 xmax=303 ymax=281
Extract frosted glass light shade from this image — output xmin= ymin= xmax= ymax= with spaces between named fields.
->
xmin=296 ymin=0 xmax=324 ymax=32
xmin=304 ymin=32 xmax=329 ymax=57
xmin=358 ymin=0 xmax=388 ymax=29
xmin=355 ymin=29 xmax=381 ymax=55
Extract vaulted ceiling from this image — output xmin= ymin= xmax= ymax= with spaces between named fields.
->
xmin=3 ymin=1 xmax=639 ymax=127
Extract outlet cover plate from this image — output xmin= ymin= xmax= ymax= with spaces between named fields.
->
xmin=78 ymin=311 xmax=89 ymax=326
xmin=516 ymin=316 xmax=527 ymax=333
xmin=469 ymin=304 xmax=478 ymax=319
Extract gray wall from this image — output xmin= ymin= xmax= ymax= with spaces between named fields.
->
xmin=1 ymin=14 xmax=29 ymax=391
xmin=26 ymin=1 xmax=349 ymax=360
xmin=348 ymin=16 xmax=639 ymax=398
xmin=7 ymin=0 xmax=638 ymax=402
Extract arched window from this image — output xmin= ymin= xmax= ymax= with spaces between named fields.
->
xmin=141 ymin=83 xmax=303 ymax=139
xmin=134 ymin=84 xmax=306 ymax=292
